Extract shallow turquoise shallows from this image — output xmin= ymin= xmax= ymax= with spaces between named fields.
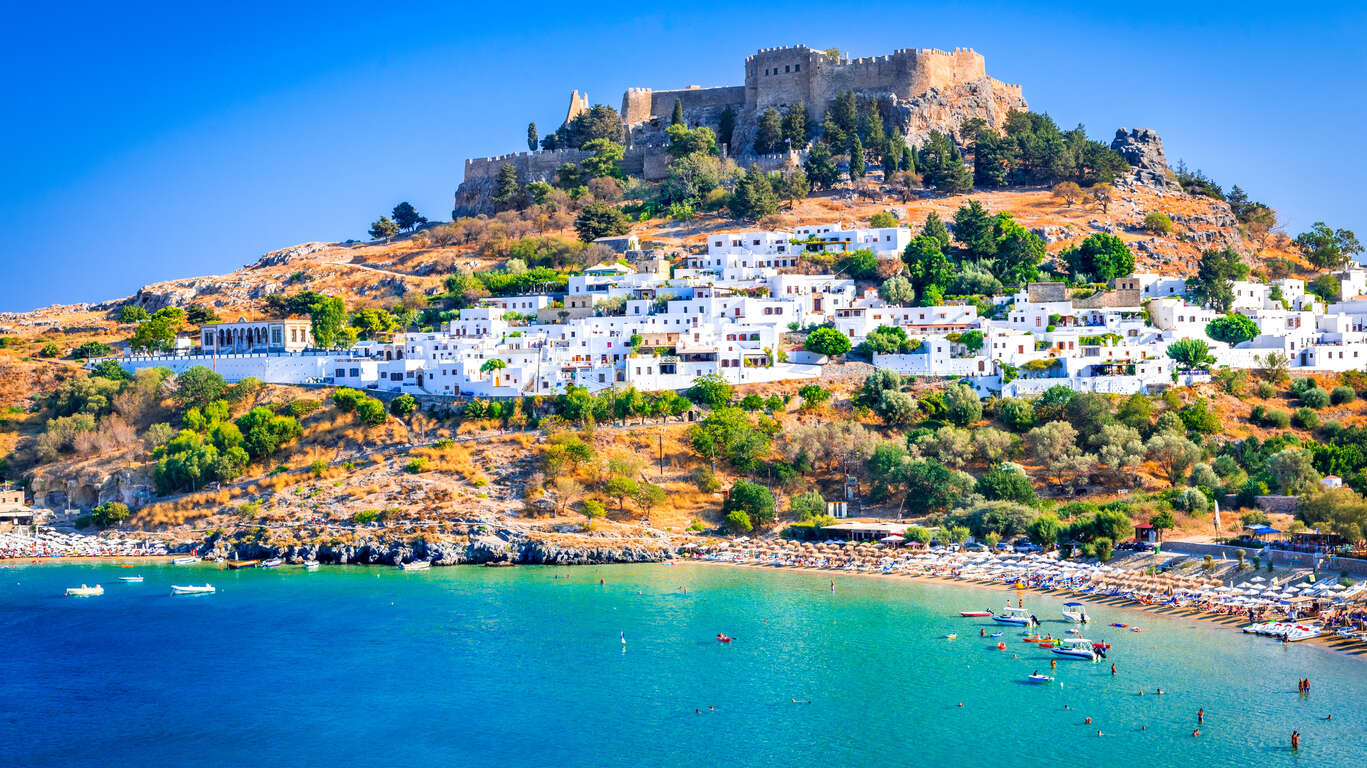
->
xmin=2 ymin=561 xmax=1363 ymax=766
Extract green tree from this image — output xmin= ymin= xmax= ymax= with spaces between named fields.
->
xmin=804 ymin=328 xmax=851 ymax=357
xmin=606 ymin=475 xmax=640 ymax=513
xmin=717 ymin=105 xmax=737 ymax=150
xmin=309 ymin=295 xmax=348 ymax=349
xmin=903 ymin=235 xmax=954 ymax=296
xmin=580 ymin=138 xmax=626 ymax=180
xmin=847 ymin=135 xmax=865 ymax=181
xmin=1295 ymin=222 xmax=1363 ymax=269
xmin=977 ymin=465 xmax=1037 ymax=504
xmin=918 ymin=130 xmax=972 ymax=193
xmin=117 ymin=305 xmax=149 ymax=323
xmin=944 ymin=382 xmax=983 ymax=426
xmin=992 ymin=213 xmax=1046 ymax=285
xmin=350 ymin=307 xmax=398 ymax=340
xmin=526 ymin=122 xmax=538 ymax=151
xmin=91 ymin=501 xmax=130 ymax=528
xmin=574 ymin=203 xmax=630 ymax=242
xmin=755 ymin=108 xmax=784 ymax=154
xmin=789 ymin=490 xmax=826 ymax=520
xmin=878 ymin=276 xmax=916 ymax=305
xmin=781 ymin=101 xmax=808 ymax=148
xmin=368 ymin=215 xmax=399 ymax=241
xmin=665 ymin=124 xmax=718 ymax=158
xmin=723 ymin=480 xmax=775 ymax=526
xmin=38 ymin=342 xmax=60 ymax=358
xmin=670 ymin=98 xmax=684 ymax=126
xmin=902 ymin=459 xmax=967 ymax=514
xmin=1187 ymin=247 xmax=1248 ymax=312
xmin=725 ymin=509 xmax=753 ymax=534
xmin=235 ymin=406 xmax=302 ymax=460
xmin=391 ymin=202 xmax=426 ymax=231
xmin=922 ymin=211 xmax=951 ymax=249
xmin=1061 ymin=233 xmax=1134 ymax=281
xmin=173 ymin=366 xmax=226 ymax=411
xmin=128 ymin=307 xmax=185 ymax=353
xmin=354 ymin=397 xmax=387 ymax=427
xmin=686 ymin=374 xmax=733 ymax=408
xmin=729 ymin=166 xmax=779 ymax=220
xmin=389 ymin=394 xmax=418 ymax=418
xmin=492 ymin=163 xmax=526 ymax=211
xmin=776 ymin=166 xmax=811 ymax=207
xmin=1206 ymin=314 xmax=1259 ymax=345
xmin=1307 ymin=274 xmax=1341 ymax=303
xmin=561 ymin=104 xmax=622 ymax=148
xmin=953 ymin=200 xmax=996 ymax=260
xmin=804 ymin=141 xmax=841 ymax=190
xmin=1167 ymin=338 xmax=1215 ymax=370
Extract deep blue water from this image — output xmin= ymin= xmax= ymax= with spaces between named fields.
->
xmin=2 ymin=561 xmax=1363 ymax=767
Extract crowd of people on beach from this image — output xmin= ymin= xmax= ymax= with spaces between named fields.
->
xmin=0 ymin=528 xmax=169 ymax=560
xmin=688 ymin=539 xmax=1367 ymax=642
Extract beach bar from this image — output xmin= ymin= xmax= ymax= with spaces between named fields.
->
xmin=820 ymin=521 xmax=909 ymax=541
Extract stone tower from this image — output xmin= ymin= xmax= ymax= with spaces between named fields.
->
xmin=565 ymin=90 xmax=590 ymax=126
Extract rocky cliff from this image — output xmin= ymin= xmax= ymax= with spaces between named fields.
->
xmin=201 ymin=527 xmax=678 ymax=567
xmin=1110 ymin=128 xmax=1179 ymax=193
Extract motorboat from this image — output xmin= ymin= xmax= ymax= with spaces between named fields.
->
xmin=1061 ymin=602 xmax=1090 ymax=623
xmin=399 ymin=560 xmax=431 ymax=571
xmin=992 ymin=606 xmax=1033 ymax=626
xmin=959 ymin=610 xmax=993 ymax=617
xmin=171 ymin=584 xmax=215 ymax=595
xmin=118 ymin=576 xmax=144 ymax=583
xmin=171 ymin=556 xmax=198 ymax=565
xmin=302 ymin=561 xmax=320 ymax=571
xmin=1052 ymin=637 xmax=1102 ymax=661
xmin=65 ymin=584 xmax=103 ymax=597
xmin=944 ymin=633 xmax=958 ymax=640
xmin=260 ymin=558 xmax=283 ymax=568
xmin=1027 ymin=673 xmax=1055 ymax=684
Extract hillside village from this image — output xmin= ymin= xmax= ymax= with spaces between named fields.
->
xmin=2 ymin=43 xmax=1366 ymax=566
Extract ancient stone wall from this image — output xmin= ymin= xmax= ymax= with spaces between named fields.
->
xmin=463 ymin=148 xmax=591 ymax=182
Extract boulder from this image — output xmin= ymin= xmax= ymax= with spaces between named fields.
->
xmin=1110 ymin=128 xmax=1179 ymax=192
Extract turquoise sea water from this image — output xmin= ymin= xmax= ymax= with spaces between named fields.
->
xmin=1 ymin=561 xmax=1363 ymax=766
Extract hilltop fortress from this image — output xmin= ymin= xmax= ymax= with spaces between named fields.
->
xmin=454 ymin=45 xmax=1026 ymax=215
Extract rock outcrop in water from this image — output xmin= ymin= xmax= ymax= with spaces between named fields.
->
xmin=199 ymin=527 xmax=676 ymax=567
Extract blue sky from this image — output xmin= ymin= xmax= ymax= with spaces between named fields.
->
xmin=2 ymin=1 xmax=1363 ymax=311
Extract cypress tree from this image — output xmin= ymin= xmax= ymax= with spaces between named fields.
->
xmin=671 ymin=98 xmax=685 ymax=126
xmin=901 ymin=145 xmax=916 ymax=175
xmin=781 ymin=101 xmax=808 ymax=148
xmin=804 ymin=141 xmax=840 ymax=190
xmin=755 ymin=108 xmax=783 ymax=154
xmin=848 ymin=135 xmax=865 ymax=181
xmin=717 ymin=106 xmax=736 ymax=152
xmin=526 ymin=122 xmax=538 ymax=152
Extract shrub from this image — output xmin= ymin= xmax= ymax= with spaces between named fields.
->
xmin=389 ymin=394 xmax=418 ymax=418
xmin=352 ymin=509 xmax=380 ymax=524
xmin=723 ymin=480 xmax=775 ymax=526
xmin=1320 ymin=420 xmax=1344 ymax=439
xmin=1254 ymin=381 xmax=1277 ymax=399
xmin=1331 ymin=385 xmax=1356 ymax=405
xmin=1261 ymin=409 xmax=1291 ymax=428
xmin=284 ymin=399 xmax=322 ymax=418
xmin=70 ymin=341 xmax=115 ymax=359
xmin=309 ymin=459 xmax=328 ymax=478
xmin=37 ymin=343 xmax=61 ymax=358
xmin=1170 ymin=487 xmax=1209 ymax=514
xmin=1142 ymin=211 xmax=1174 ymax=235
xmin=1293 ymin=407 xmax=1321 ymax=430
xmin=693 ymin=468 xmax=721 ymax=493
xmin=404 ymin=458 xmax=428 ymax=474
xmin=725 ymin=509 xmax=753 ymax=534
xmin=90 ymin=501 xmax=130 ymax=528
xmin=1300 ymin=387 xmax=1330 ymax=409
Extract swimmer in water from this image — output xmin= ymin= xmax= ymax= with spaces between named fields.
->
xmin=1193 ymin=729 xmax=1200 ymax=737
xmin=1197 ymin=709 xmax=1204 ymax=724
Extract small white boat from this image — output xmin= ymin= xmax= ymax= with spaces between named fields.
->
xmin=65 ymin=584 xmax=104 ymax=597
xmin=171 ymin=556 xmax=198 ymax=565
xmin=118 ymin=576 xmax=144 ymax=583
xmin=260 ymin=558 xmax=284 ymax=568
xmin=399 ymin=560 xmax=431 ymax=571
xmin=170 ymin=584 xmax=215 ymax=595
xmin=1027 ymin=673 xmax=1055 ymax=684
xmin=1051 ymin=637 xmax=1101 ymax=661
xmin=992 ymin=606 xmax=1033 ymax=626
xmin=1061 ymin=602 xmax=1090 ymax=623
xmin=302 ymin=561 xmax=320 ymax=571
xmin=944 ymin=633 xmax=958 ymax=640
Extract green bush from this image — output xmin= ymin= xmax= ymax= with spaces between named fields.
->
xmin=1254 ymin=381 xmax=1277 ymax=399
xmin=725 ymin=509 xmax=753 ymax=534
xmin=352 ymin=509 xmax=380 ymax=524
xmin=1331 ymin=385 xmax=1356 ymax=405
xmin=403 ymin=458 xmax=428 ymax=474
xmin=1300 ymin=387 xmax=1330 ymax=409
xmin=1293 ymin=407 xmax=1321 ymax=430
